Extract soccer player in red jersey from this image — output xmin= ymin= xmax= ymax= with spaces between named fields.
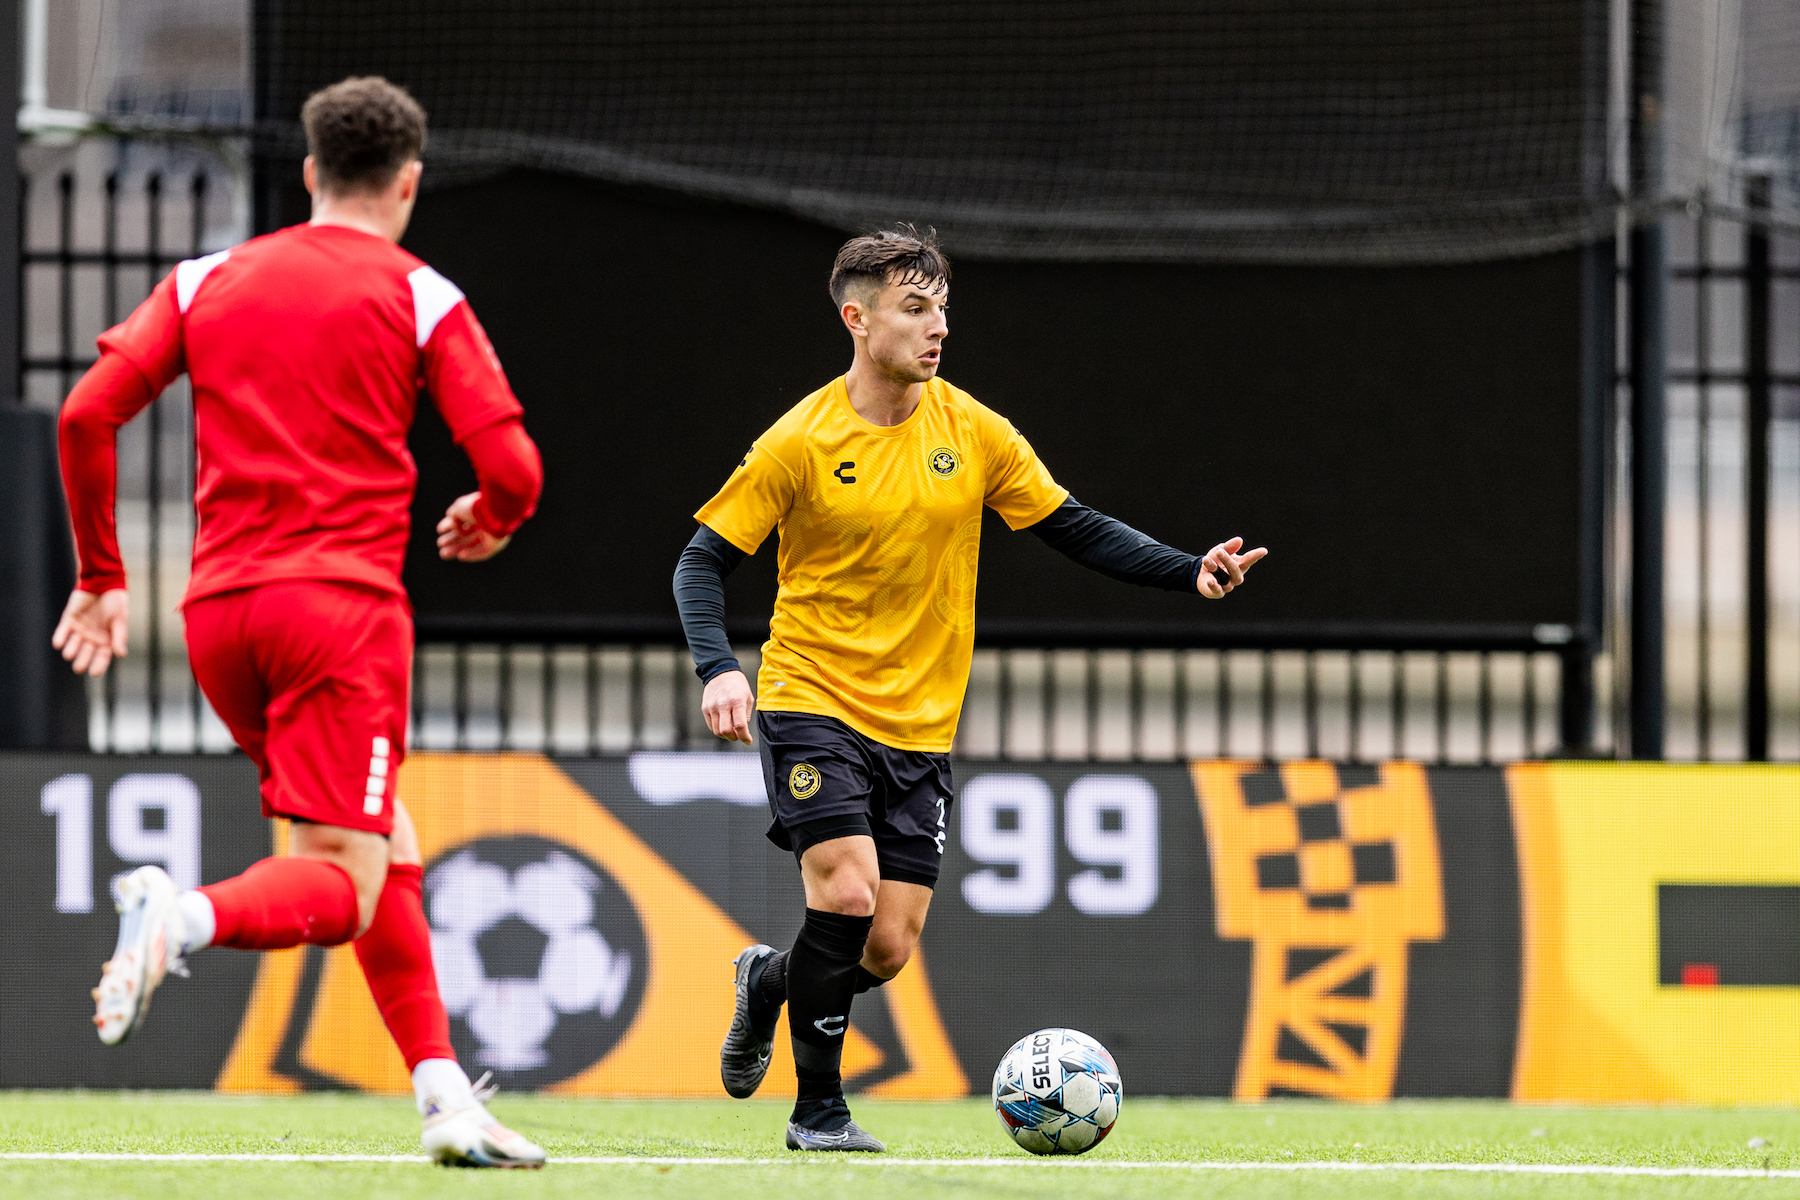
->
xmin=52 ymin=78 xmax=547 ymax=1168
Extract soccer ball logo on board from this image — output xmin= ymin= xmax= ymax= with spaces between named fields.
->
xmin=425 ymin=836 xmax=649 ymax=1086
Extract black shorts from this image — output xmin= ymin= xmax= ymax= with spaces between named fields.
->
xmin=756 ymin=710 xmax=954 ymax=888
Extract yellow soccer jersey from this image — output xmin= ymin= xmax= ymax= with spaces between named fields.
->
xmin=695 ymin=375 xmax=1067 ymax=752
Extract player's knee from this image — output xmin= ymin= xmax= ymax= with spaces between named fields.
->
xmin=863 ymin=935 xmax=913 ymax=978
xmin=352 ymin=883 xmax=382 ymax=937
xmin=388 ymin=800 xmax=422 ymax=868
xmin=815 ymin=872 xmax=878 ymax=917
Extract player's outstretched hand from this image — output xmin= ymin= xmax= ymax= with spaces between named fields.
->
xmin=52 ymin=587 xmax=129 ymax=677
xmin=1198 ymin=537 xmax=1268 ymax=600
xmin=702 ymin=669 xmax=756 ymax=744
xmin=437 ymin=492 xmax=511 ymax=562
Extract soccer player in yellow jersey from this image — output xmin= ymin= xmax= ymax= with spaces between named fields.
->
xmin=674 ymin=226 xmax=1265 ymax=1151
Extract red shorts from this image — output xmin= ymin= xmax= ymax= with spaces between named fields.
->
xmin=185 ymin=580 xmax=411 ymax=835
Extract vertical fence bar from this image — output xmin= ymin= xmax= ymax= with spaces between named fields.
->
xmin=997 ymin=648 xmax=1012 ymax=758
xmin=1695 ymin=215 xmax=1712 ymax=758
xmin=1259 ymin=650 xmax=1274 ymax=761
xmin=1216 ymin=651 xmax=1230 ymax=756
xmin=1746 ymin=178 xmax=1772 ymax=760
xmin=145 ymin=174 xmax=166 ymax=747
xmin=1392 ymin=650 xmax=1406 ymax=759
xmin=542 ymin=643 xmax=557 ymax=752
xmin=1348 ymin=651 xmax=1363 ymax=762
xmin=497 ymin=643 xmax=513 ymax=749
xmin=15 ymin=173 xmax=25 ymax=404
xmin=1478 ymin=652 xmax=1493 ymax=763
xmin=629 ymin=645 xmax=645 ymax=749
xmin=585 ymin=645 xmax=600 ymax=754
xmin=1627 ymin=0 xmax=1668 ymax=759
xmin=1085 ymin=648 xmax=1100 ymax=761
xmin=1128 ymin=650 xmax=1143 ymax=760
xmin=1173 ymin=650 xmax=1188 ymax=759
xmin=56 ymin=172 xmax=72 ymax=398
xmin=669 ymin=647 xmax=680 ymax=752
xmin=411 ymin=647 xmax=425 ymax=749
xmin=1524 ymin=651 xmax=1540 ymax=757
xmin=99 ymin=174 xmax=119 ymax=748
xmin=1303 ymin=651 xmax=1318 ymax=759
xmin=189 ymin=173 xmax=208 ymax=748
xmin=1434 ymin=652 xmax=1450 ymax=762
xmin=453 ymin=643 xmax=469 ymax=751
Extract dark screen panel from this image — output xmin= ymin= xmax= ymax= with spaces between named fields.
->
xmin=396 ymin=171 xmax=1583 ymax=629
xmin=1659 ymin=885 xmax=1800 ymax=987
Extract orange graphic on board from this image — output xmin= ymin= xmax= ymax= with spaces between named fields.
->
xmin=1193 ymin=760 xmax=1444 ymax=1101
xmin=217 ymin=753 xmax=968 ymax=1097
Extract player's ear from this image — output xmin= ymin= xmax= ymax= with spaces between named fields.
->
xmin=302 ymin=155 xmax=318 ymax=197
xmin=396 ymin=160 xmax=423 ymax=203
xmin=840 ymin=298 xmax=870 ymax=338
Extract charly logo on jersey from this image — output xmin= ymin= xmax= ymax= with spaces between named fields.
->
xmin=928 ymin=446 xmax=962 ymax=479
xmin=425 ymin=835 xmax=648 ymax=1088
xmin=789 ymin=762 xmax=823 ymax=799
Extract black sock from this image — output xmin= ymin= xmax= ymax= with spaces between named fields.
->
xmin=853 ymin=965 xmax=888 ymax=994
xmin=751 ymin=949 xmax=788 ymax=1007
xmin=785 ymin=908 xmax=872 ymax=1130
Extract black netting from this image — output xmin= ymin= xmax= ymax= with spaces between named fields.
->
xmin=253 ymin=1 xmax=1612 ymax=264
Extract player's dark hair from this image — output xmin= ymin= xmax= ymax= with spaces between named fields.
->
xmin=828 ymin=224 xmax=951 ymax=307
xmin=301 ymin=76 xmax=428 ymax=194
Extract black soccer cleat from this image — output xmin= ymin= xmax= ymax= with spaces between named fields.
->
xmin=721 ymin=944 xmax=780 ymax=1098
xmin=785 ymin=1118 xmax=885 ymax=1153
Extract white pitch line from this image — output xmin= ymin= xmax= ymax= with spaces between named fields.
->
xmin=3 ymin=1152 xmax=1799 ymax=1178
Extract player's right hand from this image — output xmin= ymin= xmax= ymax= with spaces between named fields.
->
xmin=52 ymin=587 xmax=129 ymax=677
xmin=1198 ymin=537 xmax=1268 ymax=599
xmin=702 ymin=670 xmax=756 ymax=744
xmin=437 ymin=491 xmax=511 ymax=562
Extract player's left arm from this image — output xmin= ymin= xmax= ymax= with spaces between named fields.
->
xmin=1025 ymin=497 xmax=1267 ymax=599
xmin=419 ymin=297 xmax=544 ymax=561
xmin=977 ymin=404 xmax=1265 ymax=599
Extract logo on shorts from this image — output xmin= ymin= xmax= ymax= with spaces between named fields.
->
xmin=789 ymin=762 xmax=822 ymax=800
xmin=928 ymin=446 xmax=962 ymax=479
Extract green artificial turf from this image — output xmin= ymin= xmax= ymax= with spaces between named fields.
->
xmin=6 ymin=1093 xmax=1800 ymax=1199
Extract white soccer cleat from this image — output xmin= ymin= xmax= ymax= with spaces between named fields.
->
xmin=421 ymin=1073 xmax=547 ymax=1169
xmin=92 ymin=865 xmax=188 ymax=1046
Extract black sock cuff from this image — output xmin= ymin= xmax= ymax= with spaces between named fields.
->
xmin=751 ymin=949 xmax=788 ymax=1006
xmin=799 ymin=907 xmax=873 ymax=962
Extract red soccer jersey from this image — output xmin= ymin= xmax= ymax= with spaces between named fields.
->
xmin=89 ymin=222 xmax=526 ymax=604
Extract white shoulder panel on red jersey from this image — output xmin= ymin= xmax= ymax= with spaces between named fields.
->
xmin=175 ymin=249 xmax=232 ymax=314
xmin=408 ymin=265 xmax=466 ymax=349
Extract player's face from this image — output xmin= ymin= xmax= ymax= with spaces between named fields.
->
xmin=862 ymin=278 xmax=948 ymax=384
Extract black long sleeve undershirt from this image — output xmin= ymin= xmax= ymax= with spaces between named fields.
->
xmin=674 ymin=525 xmax=748 ymax=682
xmin=1028 ymin=496 xmax=1202 ymax=591
xmin=673 ymin=499 xmax=1198 ymax=682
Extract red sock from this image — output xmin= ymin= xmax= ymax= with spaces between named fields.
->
xmin=199 ymin=857 xmax=360 ymax=950
xmin=354 ymin=864 xmax=456 ymax=1071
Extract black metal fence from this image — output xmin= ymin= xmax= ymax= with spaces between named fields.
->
xmin=406 ymin=616 xmax=1580 ymax=764
xmin=21 ymin=150 xmax=1800 ymax=764
xmin=1650 ymin=202 xmax=1800 ymax=760
xmin=20 ymin=149 xmax=221 ymax=754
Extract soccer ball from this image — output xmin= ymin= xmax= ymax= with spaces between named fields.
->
xmin=426 ymin=843 xmax=635 ymax=1073
xmin=992 ymin=1028 xmax=1123 ymax=1154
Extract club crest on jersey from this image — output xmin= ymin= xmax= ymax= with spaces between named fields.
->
xmin=789 ymin=762 xmax=822 ymax=799
xmin=928 ymin=446 xmax=962 ymax=479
